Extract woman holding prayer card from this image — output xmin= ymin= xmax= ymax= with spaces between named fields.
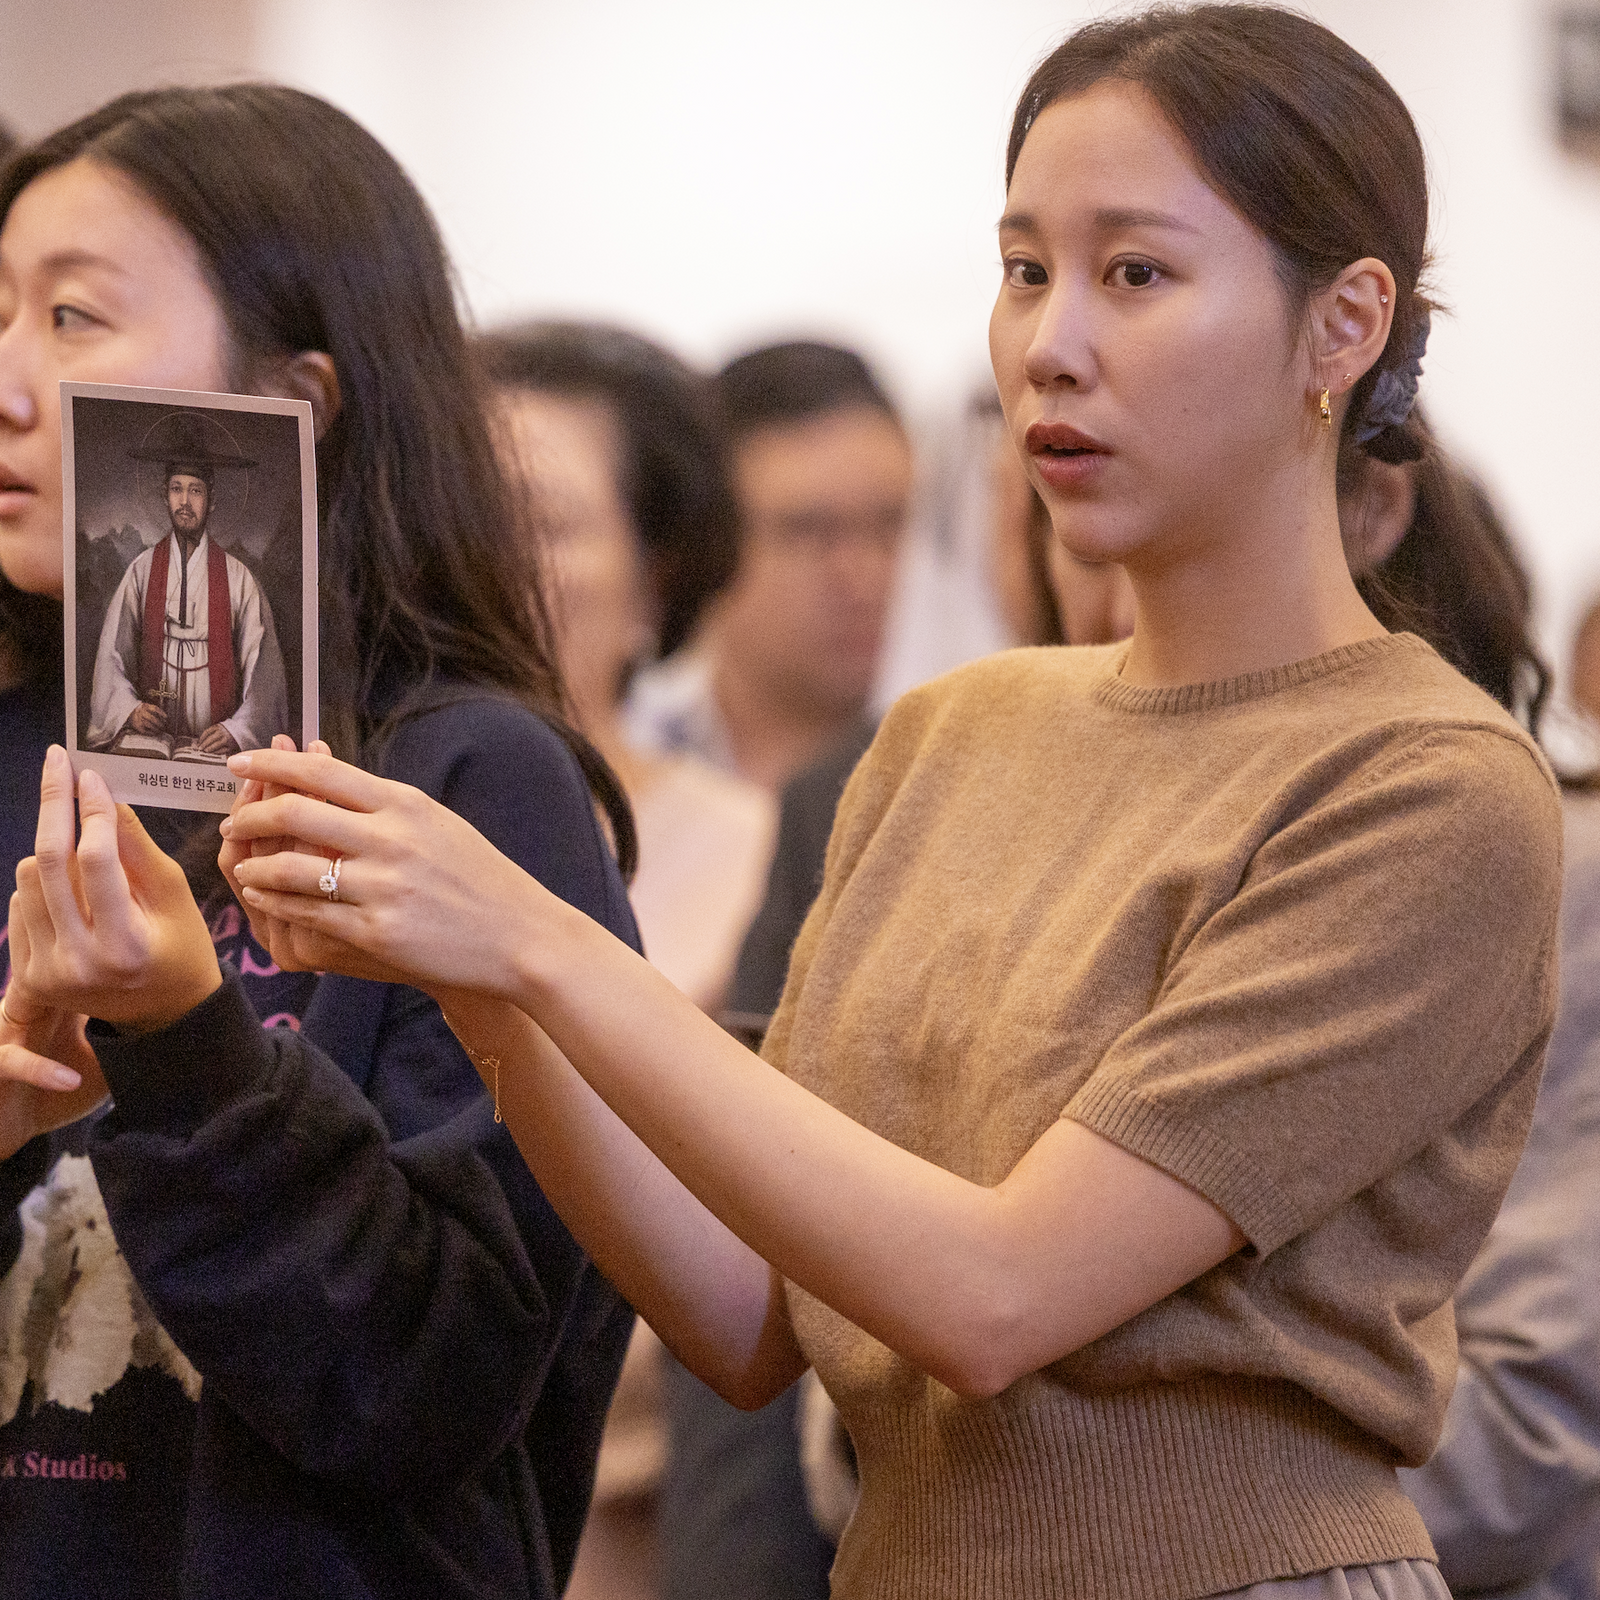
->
xmin=35 ymin=8 xmax=1571 ymax=1597
xmin=0 ymin=87 xmax=638 ymax=1599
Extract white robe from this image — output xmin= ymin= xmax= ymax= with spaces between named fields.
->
xmin=85 ymin=531 xmax=288 ymax=752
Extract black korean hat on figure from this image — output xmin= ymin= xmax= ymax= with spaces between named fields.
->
xmin=128 ymin=410 xmax=257 ymax=476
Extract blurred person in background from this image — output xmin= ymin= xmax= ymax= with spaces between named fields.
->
xmin=480 ymin=323 xmax=772 ymax=1017
xmin=1333 ymin=418 xmax=1600 ymax=1600
xmin=1339 ymin=410 xmax=1547 ymax=724
xmin=481 ymin=323 xmax=777 ymax=1600
xmin=625 ymin=340 xmax=912 ymax=793
xmin=1569 ymin=595 xmax=1600 ymax=726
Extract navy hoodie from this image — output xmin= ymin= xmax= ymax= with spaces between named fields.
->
xmin=0 ymin=676 xmax=637 ymax=1599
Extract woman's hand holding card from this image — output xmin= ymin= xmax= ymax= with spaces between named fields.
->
xmin=9 ymin=747 xmax=222 ymax=1034
xmin=223 ymin=747 xmax=556 ymax=1000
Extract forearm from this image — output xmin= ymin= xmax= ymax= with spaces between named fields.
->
xmin=89 ymin=977 xmax=560 ymax=1494
xmin=440 ymin=989 xmax=804 ymax=1408
xmin=220 ymin=751 xmax=1242 ymax=1393
xmin=506 ymin=902 xmax=1233 ymax=1398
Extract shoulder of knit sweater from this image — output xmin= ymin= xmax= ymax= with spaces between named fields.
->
xmin=873 ymin=645 xmax=1112 ymax=746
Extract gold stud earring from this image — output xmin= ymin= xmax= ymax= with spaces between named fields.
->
xmin=1319 ymin=387 xmax=1332 ymax=429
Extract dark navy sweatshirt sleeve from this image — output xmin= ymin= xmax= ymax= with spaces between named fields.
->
xmin=85 ymin=699 xmax=638 ymax=1512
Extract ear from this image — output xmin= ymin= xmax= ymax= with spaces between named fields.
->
xmin=1309 ymin=257 xmax=1395 ymax=420
xmin=255 ymin=351 xmax=342 ymax=441
xmin=1342 ymin=457 xmax=1416 ymax=574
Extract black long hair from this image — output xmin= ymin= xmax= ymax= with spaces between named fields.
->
xmin=0 ymin=85 xmax=635 ymax=875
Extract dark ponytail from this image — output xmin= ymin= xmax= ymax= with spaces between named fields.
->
xmin=1342 ymin=413 xmax=1551 ymax=742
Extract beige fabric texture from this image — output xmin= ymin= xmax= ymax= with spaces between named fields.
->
xmin=1216 ymin=1558 xmax=1450 ymax=1600
xmin=765 ymin=635 xmax=1563 ymax=1600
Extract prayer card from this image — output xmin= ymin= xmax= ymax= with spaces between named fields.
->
xmin=61 ymin=382 xmax=318 ymax=813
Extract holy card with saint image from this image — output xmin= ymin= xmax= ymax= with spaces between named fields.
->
xmin=61 ymin=382 xmax=318 ymax=811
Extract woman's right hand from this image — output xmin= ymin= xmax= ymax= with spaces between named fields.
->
xmin=220 ymin=747 xmax=563 ymax=999
xmin=0 ymin=969 xmax=108 ymax=1162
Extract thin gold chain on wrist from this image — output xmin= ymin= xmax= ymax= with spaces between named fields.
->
xmin=441 ymin=1012 xmax=502 ymax=1124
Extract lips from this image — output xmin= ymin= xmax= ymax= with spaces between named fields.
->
xmin=0 ymin=464 xmax=38 ymax=519
xmin=1024 ymin=421 xmax=1110 ymax=491
xmin=1024 ymin=421 xmax=1108 ymax=458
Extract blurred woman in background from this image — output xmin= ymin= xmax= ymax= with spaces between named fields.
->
xmin=480 ymin=322 xmax=776 ymax=1600
xmin=481 ymin=323 xmax=774 ymax=1017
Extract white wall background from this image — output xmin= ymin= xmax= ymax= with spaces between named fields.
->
xmin=6 ymin=0 xmax=1600 ymax=681
xmin=249 ymin=0 xmax=1600 ymax=684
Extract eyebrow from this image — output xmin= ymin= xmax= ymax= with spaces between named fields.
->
xmin=996 ymin=207 xmax=1199 ymax=235
xmin=38 ymin=248 xmax=131 ymax=279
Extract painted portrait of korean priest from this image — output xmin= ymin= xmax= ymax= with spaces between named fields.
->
xmin=84 ymin=410 xmax=288 ymax=760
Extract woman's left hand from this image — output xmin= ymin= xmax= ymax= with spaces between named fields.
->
xmin=9 ymin=747 xmax=223 ymax=1032
xmin=220 ymin=746 xmax=558 ymax=1000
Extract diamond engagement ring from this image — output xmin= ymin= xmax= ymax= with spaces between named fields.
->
xmin=319 ymin=857 xmax=343 ymax=901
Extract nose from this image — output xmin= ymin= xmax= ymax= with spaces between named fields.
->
xmin=0 ymin=315 xmax=40 ymax=433
xmin=1022 ymin=278 xmax=1095 ymax=394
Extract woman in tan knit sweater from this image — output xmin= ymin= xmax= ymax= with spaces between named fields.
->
xmin=38 ymin=7 xmax=1562 ymax=1597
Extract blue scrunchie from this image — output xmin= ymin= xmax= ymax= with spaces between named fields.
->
xmin=1354 ymin=309 xmax=1430 ymax=444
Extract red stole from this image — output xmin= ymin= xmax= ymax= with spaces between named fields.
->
xmin=139 ymin=537 xmax=238 ymax=722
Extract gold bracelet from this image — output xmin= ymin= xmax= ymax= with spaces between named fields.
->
xmin=441 ymin=1012 xmax=502 ymax=1124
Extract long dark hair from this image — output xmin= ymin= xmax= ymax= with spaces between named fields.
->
xmin=0 ymin=85 xmax=635 ymax=876
xmin=1008 ymin=5 xmax=1434 ymax=466
xmin=477 ymin=322 xmax=740 ymax=659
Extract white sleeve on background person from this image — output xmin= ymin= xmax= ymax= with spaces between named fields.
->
xmin=1400 ymin=799 xmax=1600 ymax=1599
xmin=84 ymin=549 xmax=152 ymax=749
xmin=217 ymin=555 xmax=288 ymax=752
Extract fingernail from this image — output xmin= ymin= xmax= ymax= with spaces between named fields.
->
xmin=48 ymin=1065 xmax=81 ymax=1090
xmin=218 ymin=817 xmax=233 ymax=837
xmin=240 ymin=886 xmax=262 ymax=905
xmin=228 ymin=753 xmax=252 ymax=774
xmin=45 ymin=745 xmax=66 ymax=770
